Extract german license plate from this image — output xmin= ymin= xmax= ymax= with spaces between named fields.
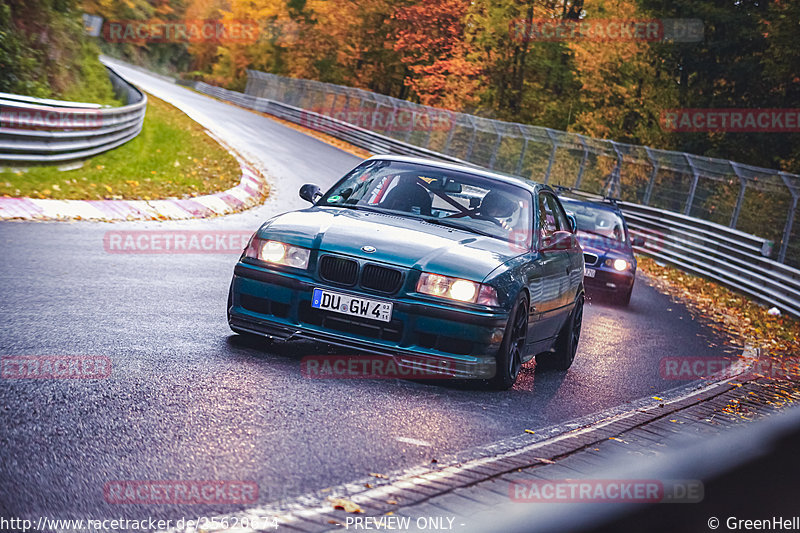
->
xmin=311 ymin=288 xmax=393 ymax=323
xmin=584 ymin=267 xmax=596 ymax=278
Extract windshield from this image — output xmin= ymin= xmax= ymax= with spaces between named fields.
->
xmin=319 ymin=160 xmax=534 ymax=247
xmin=560 ymin=199 xmax=627 ymax=243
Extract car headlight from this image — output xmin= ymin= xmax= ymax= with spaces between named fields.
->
xmin=417 ymin=272 xmax=499 ymax=306
xmin=605 ymin=258 xmax=629 ymax=271
xmin=246 ymin=238 xmax=310 ymax=269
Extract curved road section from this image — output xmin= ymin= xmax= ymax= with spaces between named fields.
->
xmin=0 ymin=64 xmax=736 ymax=525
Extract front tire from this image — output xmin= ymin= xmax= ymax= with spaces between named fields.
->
xmin=615 ymin=286 xmax=633 ymax=306
xmin=489 ymin=293 xmax=528 ymax=390
xmin=537 ymin=294 xmax=583 ymax=371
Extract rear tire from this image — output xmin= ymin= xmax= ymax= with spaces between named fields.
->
xmin=489 ymin=293 xmax=528 ymax=390
xmin=537 ymin=294 xmax=583 ymax=371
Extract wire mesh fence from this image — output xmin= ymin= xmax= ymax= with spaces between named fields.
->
xmin=245 ymin=70 xmax=800 ymax=267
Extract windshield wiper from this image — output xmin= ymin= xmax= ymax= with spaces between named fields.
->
xmin=331 ymin=203 xmax=387 ymax=215
xmin=578 ymin=228 xmax=624 ymax=243
xmin=419 ymin=216 xmax=498 ymax=239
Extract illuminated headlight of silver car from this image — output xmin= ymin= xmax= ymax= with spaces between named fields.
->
xmin=246 ymin=238 xmax=311 ymax=269
xmin=416 ymin=272 xmax=498 ymax=306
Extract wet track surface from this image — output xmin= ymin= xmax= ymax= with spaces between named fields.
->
xmin=0 ymin=64 xmax=737 ymax=523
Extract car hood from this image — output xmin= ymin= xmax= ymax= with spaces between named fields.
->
xmin=258 ymin=208 xmax=523 ymax=281
xmin=577 ymin=234 xmax=631 ymax=259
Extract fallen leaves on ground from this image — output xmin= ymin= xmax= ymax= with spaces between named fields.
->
xmin=637 ymin=256 xmax=800 ymax=419
xmin=329 ymin=498 xmax=363 ymax=513
xmin=637 ymin=256 xmax=800 ymax=360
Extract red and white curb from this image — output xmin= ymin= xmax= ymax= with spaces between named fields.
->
xmin=0 ymin=155 xmax=267 ymax=222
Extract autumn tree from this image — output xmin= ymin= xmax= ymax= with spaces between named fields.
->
xmin=466 ymin=0 xmax=581 ymax=126
xmin=392 ymin=0 xmax=481 ymax=110
xmin=283 ymin=0 xmax=408 ymax=96
xmin=568 ymin=0 xmax=677 ymax=146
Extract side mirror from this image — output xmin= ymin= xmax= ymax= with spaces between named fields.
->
xmin=565 ymin=212 xmax=577 ymax=233
xmin=299 ymin=183 xmax=322 ymax=204
xmin=541 ymin=230 xmax=573 ymax=251
xmin=631 ymin=236 xmax=645 ymax=247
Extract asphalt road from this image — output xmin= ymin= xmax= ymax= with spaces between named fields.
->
xmin=0 ymin=65 xmax=737 ymax=526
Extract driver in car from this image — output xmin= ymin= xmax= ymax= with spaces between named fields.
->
xmin=478 ymin=190 xmax=518 ymax=230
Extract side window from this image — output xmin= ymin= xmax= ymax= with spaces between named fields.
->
xmin=537 ymin=193 xmax=563 ymax=238
xmin=550 ymin=196 xmax=570 ymax=231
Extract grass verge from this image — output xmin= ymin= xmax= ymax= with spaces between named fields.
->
xmin=0 ymin=93 xmax=242 ymax=200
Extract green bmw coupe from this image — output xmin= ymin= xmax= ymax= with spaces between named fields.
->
xmin=228 ymin=156 xmax=585 ymax=389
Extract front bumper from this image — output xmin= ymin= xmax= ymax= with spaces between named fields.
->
xmin=229 ymin=262 xmax=509 ymax=379
xmin=584 ymin=266 xmax=635 ymax=293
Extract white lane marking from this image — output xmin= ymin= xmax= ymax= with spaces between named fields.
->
xmin=395 ymin=436 xmax=432 ymax=447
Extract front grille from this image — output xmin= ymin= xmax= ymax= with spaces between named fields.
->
xmin=361 ymin=264 xmax=403 ymax=294
xmin=583 ymin=252 xmax=599 ymax=266
xmin=319 ymin=255 xmax=358 ymax=285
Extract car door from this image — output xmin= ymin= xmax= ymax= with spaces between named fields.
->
xmin=526 ymin=191 xmax=572 ymax=345
xmin=551 ymin=195 xmax=584 ymax=308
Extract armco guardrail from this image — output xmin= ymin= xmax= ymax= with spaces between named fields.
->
xmin=623 ymin=202 xmax=800 ymax=317
xmin=0 ymin=66 xmax=146 ymax=164
xmin=245 ymin=69 xmax=800 ymax=268
xmin=192 ymin=81 xmax=468 ymax=164
xmin=190 ymin=79 xmax=800 ymax=318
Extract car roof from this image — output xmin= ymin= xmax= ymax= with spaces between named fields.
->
xmin=365 ymin=154 xmax=544 ymax=194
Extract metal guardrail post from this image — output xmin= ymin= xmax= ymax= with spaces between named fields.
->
xmin=729 ymin=162 xmax=747 ymax=229
xmin=575 ymin=136 xmax=589 ymax=190
xmin=403 ymin=104 xmax=414 ymax=143
xmin=488 ymin=122 xmax=503 ymax=170
xmin=443 ymin=113 xmax=458 ymax=155
xmin=515 ymin=125 xmax=529 ymax=177
xmin=643 ymin=147 xmax=659 ymax=206
xmin=543 ymin=130 xmax=558 ymax=185
xmin=328 ymin=90 xmax=339 ymax=118
xmin=684 ymin=154 xmax=700 ymax=215
xmin=778 ymin=172 xmax=799 ymax=264
xmin=465 ymin=115 xmax=478 ymax=161
xmin=422 ymin=110 xmax=433 ymax=150
xmin=603 ymin=143 xmax=623 ymax=198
